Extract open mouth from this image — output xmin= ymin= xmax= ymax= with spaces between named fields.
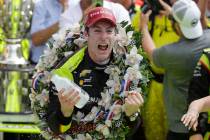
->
xmin=98 ymin=44 xmax=108 ymax=51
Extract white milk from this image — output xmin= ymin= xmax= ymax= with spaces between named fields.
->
xmin=51 ymin=74 xmax=89 ymax=108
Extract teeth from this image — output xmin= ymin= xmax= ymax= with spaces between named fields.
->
xmin=100 ymin=44 xmax=107 ymax=46
xmin=98 ymin=44 xmax=108 ymax=50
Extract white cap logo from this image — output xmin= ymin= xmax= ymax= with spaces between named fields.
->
xmin=191 ymin=19 xmax=198 ymax=27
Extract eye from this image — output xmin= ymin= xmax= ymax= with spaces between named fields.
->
xmin=106 ymin=29 xmax=114 ymax=34
xmin=94 ymin=29 xmax=101 ymax=33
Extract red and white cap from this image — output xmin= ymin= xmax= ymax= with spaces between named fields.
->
xmin=84 ymin=7 xmax=116 ymax=27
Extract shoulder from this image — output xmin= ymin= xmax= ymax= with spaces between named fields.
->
xmin=54 ymin=47 xmax=86 ymax=70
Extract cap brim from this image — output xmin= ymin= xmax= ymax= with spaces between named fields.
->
xmin=86 ymin=17 xmax=116 ymax=27
xmin=180 ymin=22 xmax=203 ymax=39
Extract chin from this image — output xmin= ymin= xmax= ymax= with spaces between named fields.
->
xmin=96 ymin=57 xmax=110 ymax=64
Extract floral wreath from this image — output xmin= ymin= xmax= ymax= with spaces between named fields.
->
xmin=30 ymin=21 xmax=152 ymax=140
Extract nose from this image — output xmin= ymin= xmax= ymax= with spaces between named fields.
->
xmin=100 ymin=31 xmax=109 ymax=40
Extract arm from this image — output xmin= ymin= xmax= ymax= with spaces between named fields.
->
xmin=123 ymin=91 xmax=144 ymax=117
xmin=31 ymin=23 xmax=59 ymax=46
xmin=47 ymin=84 xmax=80 ymax=133
xmin=197 ymin=0 xmax=208 ymax=28
xmin=181 ymin=96 xmax=210 ymax=131
xmin=195 ymin=96 xmax=210 ymax=112
xmin=123 ymin=91 xmax=144 ymax=137
xmin=31 ymin=0 xmax=68 ymax=46
xmin=181 ymin=54 xmax=210 ymax=131
xmin=140 ymin=10 xmax=156 ymax=60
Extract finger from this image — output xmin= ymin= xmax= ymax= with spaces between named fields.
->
xmin=181 ymin=114 xmax=186 ymax=122
xmin=58 ymin=88 xmax=65 ymax=95
xmin=182 ymin=114 xmax=192 ymax=127
xmin=58 ymin=88 xmax=66 ymax=100
xmin=125 ymin=97 xmax=135 ymax=105
xmin=159 ymin=0 xmax=172 ymax=13
xmin=133 ymin=92 xmax=144 ymax=104
xmin=159 ymin=0 xmax=170 ymax=9
xmin=188 ymin=117 xmax=197 ymax=130
xmin=124 ymin=91 xmax=129 ymax=97
xmin=159 ymin=10 xmax=168 ymax=15
xmin=146 ymin=10 xmax=152 ymax=17
xmin=72 ymin=96 xmax=80 ymax=106
xmin=192 ymin=121 xmax=198 ymax=131
xmin=128 ymin=94 xmax=141 ymax=106
xmin=67 ymin=91 xmax=80 ymax=102
xmin=66 ymin=95 xmax=80 ymax=107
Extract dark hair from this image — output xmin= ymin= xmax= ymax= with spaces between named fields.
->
xmin=141 ymin=0 xmax=171 ymax=15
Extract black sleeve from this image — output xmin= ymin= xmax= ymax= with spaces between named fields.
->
xmin=188 ymin=62 xmax=210 ymax=104
xmin=125 ymin=115 xmax=142 ymax=139
xmin=47 ymin=83 xmax=72 ymax=133
xmin=188 ymin=55 xmax=210 ymax=136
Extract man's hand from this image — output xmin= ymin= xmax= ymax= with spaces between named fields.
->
xmin=123 ymin=91 xmax=144 ymax=117
xmin=181 ymin=100 xmax=202 ymax=131
xmin=158 ymin=0 xmax=172 ymax=16
xmin=58 ymin=88 xmax=80 ymax=117
xmin=140 ymin=10 xmax=152 ymax=30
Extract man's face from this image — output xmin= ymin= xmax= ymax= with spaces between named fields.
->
xmin=87 ymin=20 xmax=116 ymax=64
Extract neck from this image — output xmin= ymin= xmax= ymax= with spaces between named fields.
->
xmin=88 ymin=51 xmax=110 ymax=65
xmin=97 ymin=58 xmax=110 ymax=65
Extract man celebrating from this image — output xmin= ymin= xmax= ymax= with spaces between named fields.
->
xmin=46 ymin=7 xmax=144 ymax=139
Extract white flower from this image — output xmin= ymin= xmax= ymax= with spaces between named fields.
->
xmin=106 ymin=79 xmax=121 ymax=94
xmin=116 ymin=24 xmax=130 ymax=47
xmin=125 ymin=47 xmax=143 ymax=67
xmin=85 ymin=133 xmax=92 ymax=140
xmin=65 ymin=135 xmax=73 ymax=140
xmin=64 ymin=51 xmax=74 ymax=57
xmin=53 ymin=27 xmax=68 ymax=41
xmin=74 ymin=38 xmax=86 ymax=47
xmin=29 ymin=93 xmax=36 ymax=102
xmin=41 ymin=47 xmax=58 ymax=67
xmin=124 ymin=67 xmax=142 ymax=81
xmin=96 ymin=124 xmax=110 ymax=138
xmin=41 ymin=131 xmax=52 ymax=140
xmin=113 ymin=45 xmax=126 ymax=56
xmin=35 ymin=89 xmax=49 ymax=107
xmin=64 ymin=23 xmax=80 ymax=35
xmin=82 ymin=106 xmax=99 ymax=122
xmin=73 ymin=111 xmax=85 ymax=123
xmin=52 ymin=29 xmax=66 ymax=48
xmin=98 ymin=91 xmax=111 ymax=110
xmin=111 ymin=104 xmax=122 ymax=120
xmin=105 ymin=120 xmax=112 ymax=127
xmin=105 ymin=66 xmax=121 ymax=76
xmin=77 ymin=134 xmax=86 ymax=140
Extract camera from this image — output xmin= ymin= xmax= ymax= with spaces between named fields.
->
xmin=141 ymin=0 xmax=171 ymax=15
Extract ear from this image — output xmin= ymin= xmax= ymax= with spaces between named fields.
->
xmin=83 ymin=30 xmax=88 ymax=40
